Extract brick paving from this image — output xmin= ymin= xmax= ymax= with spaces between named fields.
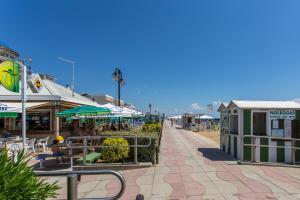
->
xmin=46 ymin=122 xmax=300 ymax=200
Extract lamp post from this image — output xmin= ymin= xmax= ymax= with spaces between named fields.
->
xmin=58 ymin=57 xmax=75 ymax=96
xmin=112 ymin=68 xmax=125 ymax=130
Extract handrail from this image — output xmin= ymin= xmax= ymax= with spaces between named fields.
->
xmin=66 ymin=135 xmax=152 ymax=149
xmin=36 ymin=170 xmax=126 ymax=200
xmin=238 ymin=134 xmax=300 ymax=163
xmin=243 ymin=134 xmax=300 ymax=141
xmin=65 ymin=135 xmax=153 ymax=166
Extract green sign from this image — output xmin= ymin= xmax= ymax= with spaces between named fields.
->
xmin=0 ymin=60 xmax=20 ymax=92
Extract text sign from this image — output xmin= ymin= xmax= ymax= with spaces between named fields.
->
xmin=0 ymin=104 xmax=8 ymax=111
xmin=270 ymin=110 xmax=295 ymax=120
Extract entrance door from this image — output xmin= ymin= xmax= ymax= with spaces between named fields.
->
xmin=0 ymin=118 xmax=4 ymax=129
xmin=253 ymin=112 xmax=267 ymax=162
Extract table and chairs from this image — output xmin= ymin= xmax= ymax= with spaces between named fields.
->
xmin=0 ymin=136 xmax=50 ymax=157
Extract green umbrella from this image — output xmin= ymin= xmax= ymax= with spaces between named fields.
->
xmin=57 ymin=105 xmax=111 ymax=117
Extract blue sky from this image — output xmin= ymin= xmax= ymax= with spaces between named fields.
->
xmin=1 ymin=0 xmax=300 ymax=116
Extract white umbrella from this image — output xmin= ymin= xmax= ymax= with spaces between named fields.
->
xmin=99 ymin=103 xmax=123 ymax=114
xmin=196 ymin=114 xmax=214 ymax=120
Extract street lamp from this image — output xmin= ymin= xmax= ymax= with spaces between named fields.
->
xmin=58 ymin=57 xmax=75 ymax=96
xmin=112 ymin=68 xmax=125 ymax=130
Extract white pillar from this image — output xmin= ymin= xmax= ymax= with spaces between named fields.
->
xmin=21 ymin=65 xmax=27 ymax=149
xmin=55 ymin=116 xmax=60 ymax=137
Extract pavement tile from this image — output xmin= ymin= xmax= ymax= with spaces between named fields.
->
xmin=212 ymin=180 xmax=238 ymax=194
xmin=165 ymin=173 xmax=183 ymax=183
xmin=152 ymin=183 xmax=172 ymax=197
xmin=207 ymin=172 xmax=221 ymax=181
xmin=241 ymin=180 xmax=272 ymax=193
xmin=189 ymin=194 xmax=225 ymax=200
xmin=136 ymin=174 xmax=154 ymax=185
xmin=78 ymin=180 xmax=99 ymax=193
xmin=190 ymin=172 xmax=211 ymax=182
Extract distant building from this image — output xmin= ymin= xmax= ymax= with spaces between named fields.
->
xmin=0 ymin=42 xmax=19 ymax=63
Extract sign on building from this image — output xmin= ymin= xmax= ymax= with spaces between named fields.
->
xmin=0 ymin=60 xmax=20 ymax=92
xmin=28 ymin=74 xmax=43 ymax=93
xmin=270 ymin=110 xmax=296 ymax=120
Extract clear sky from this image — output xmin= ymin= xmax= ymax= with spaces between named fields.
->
xmin=1 ymin=0 xmax=300 ymax=116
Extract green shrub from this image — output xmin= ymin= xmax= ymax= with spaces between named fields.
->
xmin=102 ymin=138 xmax=129 ymax=162
xmin=142 ymin=123 xmax=162 ymax=132
xmin=0 ymin=149 xmax=59 ymax=200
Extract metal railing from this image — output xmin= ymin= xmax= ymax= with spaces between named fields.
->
xmin=65 ymin=135 xmax=152 ymax=167
xmin=36 ymin=170 xmax=126 ymax=200
xmin=242 ymin=135 xmax=300 ymax=164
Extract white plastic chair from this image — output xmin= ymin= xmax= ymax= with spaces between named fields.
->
xmin=8 ymin=143 xmax=20 ymax=159
xmin=25 ymin=138 xmax=36 ymax=154
xmin=0 ymin=139 xmax=5 ymax=148
xmin=36 ymin=136 xmax=49 ymax=152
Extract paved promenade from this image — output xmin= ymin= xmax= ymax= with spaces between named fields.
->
xmin=48 ymin=122 xmax=300 ymax=200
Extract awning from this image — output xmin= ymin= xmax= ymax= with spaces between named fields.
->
xmin=0 ymin=112 xmax=18 ymax=118
xmin=57 ymin=105 xmax=111 ymax=117
xmin=0 ymin=102 xmax=48 ymax=118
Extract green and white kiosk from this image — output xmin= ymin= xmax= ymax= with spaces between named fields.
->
xmin=218 ymin=100 xmax=300 ymax=164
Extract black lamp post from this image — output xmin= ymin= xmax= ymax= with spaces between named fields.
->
xmin=112 ymin=68 xmax=125 ymax=130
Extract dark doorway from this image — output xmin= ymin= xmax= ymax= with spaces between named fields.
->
xmin=253 ymin=112 xmax=266 ymax=136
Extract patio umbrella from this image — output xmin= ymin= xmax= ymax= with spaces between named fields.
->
xmin=99 ymin=103 xmax=123 ymax=114
xmin=56 ymin=105 xmax=111 ymax=117
xmin=195 ymin=114 xmax=214 ymax=120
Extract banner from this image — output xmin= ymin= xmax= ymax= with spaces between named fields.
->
xmin=0 ymin=60 xmax=20 ymax=92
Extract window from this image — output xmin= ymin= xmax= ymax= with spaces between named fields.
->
xmin=229 ymin=115 xmax=238 ymax=134
xmin=292 ymin=120 xmax=300 ymax=139
xmin=15 ymin=111 xmax=51 ymax=130
xmin=253 ymin=112 xmax=266 ymax=136
xmin=271 ymin=119 xmax=284 ymax=137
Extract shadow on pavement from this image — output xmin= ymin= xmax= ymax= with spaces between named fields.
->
xmin=197 ymin=148 xmax=237 ymax=161
xmin=31 ymin=158 xmax=72 ymax=171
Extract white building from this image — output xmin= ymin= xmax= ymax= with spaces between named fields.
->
xmin=218 ymin=100 xmax=300 ymax=164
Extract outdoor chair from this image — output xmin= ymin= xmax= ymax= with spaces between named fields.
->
xmin=25 ymin=138 xmax=36 ymax=154
xmin=8 ymin=143 xmax=20 ymax=159
xmin=0 ymin=138 xmax=5 ymax=148
xmin=36 ymin=136 xmax=49 ymax=152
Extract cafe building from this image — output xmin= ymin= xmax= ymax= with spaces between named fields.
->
xmin=218 ymin=100 xmax=300 ymax=164
xmin=0 ymin=73 xmax=99 ymax=140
